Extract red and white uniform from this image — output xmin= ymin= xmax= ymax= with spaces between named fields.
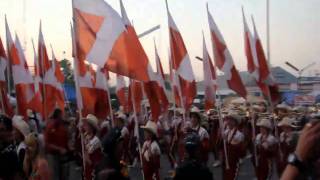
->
xmin=277 ymin=131 xmax=295 ymax=175
xmin=223 ymin=128 xmax=245 ymax=180
xmin=192 ymin=126 xmax=210 ymax=163
xmin=84 ymin=135 xmax=103 ymax=180
xmin=255 ymin=133 xmax=277 ymax=180
xmin=142 ymin=140 xmax=161 ymax=180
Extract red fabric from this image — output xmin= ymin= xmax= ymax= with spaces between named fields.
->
xmin=127 ymin=80 xmax=143 ymax=113
xmin=44 ymin=120 xmax=68 ymax=154
xmin=143 ymin=81 xmax=161 ymax=121
xmin=0 ymin=82 xmax=13 ymax=117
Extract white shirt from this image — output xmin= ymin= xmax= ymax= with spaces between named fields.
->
xmin=224 ymin=128 xmax=244 ymax=145
xmin=255 ymin=133 xmax=277 ymax=149
xmin=142 ymin=140 xmax=161 ymax=162
xmin=193 ymin=126 xmax=209 ymax=141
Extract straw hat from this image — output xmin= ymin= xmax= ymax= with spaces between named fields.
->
xmin=141 ymin=120 xmax=158 ymax=137
xmin=257 ymin=118 xmax=273 ymax=129
xmin=276 ymin=104 xmax=291 ymax=111
xmin=226 ymin=111 xmax=241 ymax=124
xmin=12 ymin=115 xmax=30 ymax=137
xmin=116 ymin=112 xmax=127 ymax=122
xmin=85 ymin=114 xmax=98 ymax=130
xmin=278 ymin=117 xmax=295 ymax=127
xmin=175 ymin=108 xmax=185 ymax=115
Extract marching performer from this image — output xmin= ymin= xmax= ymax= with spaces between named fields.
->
xmin=255 ymin=118 xmax=278 ymax=180
xmin=141 ymin=120 xmax=161 ymax=180
xmin=222 ymin=111 xmax=245 ymax=180
xmin=190 ymin=107 xmax=210 ymax=164
xmin=277 ymin=116 xmax=298 ymax=176
xmin=207 ymin=109 xmax=222 ymax=167
xmin=83 ymin=114 xmax=103 ymax=180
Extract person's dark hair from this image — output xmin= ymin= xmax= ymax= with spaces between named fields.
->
xmin=0 ymin=115 xmax=12 ymax=131
xmin=184 ymin=132 xmax=201 ymax=158
xmin=51 ymin=108 xmax=62 ymax=119
xmin=190 ymin=112 xmax=201 ymax=123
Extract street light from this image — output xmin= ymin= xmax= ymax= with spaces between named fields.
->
xmin=285 ymin=61 xmax=316 ymax=93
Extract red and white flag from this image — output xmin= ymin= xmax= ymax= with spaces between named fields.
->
xmin=51 ymin=49 xmax=65 ymax=112
xmin=93 ymin=68 xmax=110 ymax=120
xmin=72 ymin=0 xmax=150 ymax=82
xmin=207 ymin=5 xmax=247 ymax=98
xmin=0 ymin=35 xmax=13 ymax=117
xmin=128 ymin=79 xmax=143 ymax=114
xmin=154 ymin=42 xmax=169 ymax=112
xmin=202 ymin=35 xmax=217 ymax=111
xmin=6 ymin=20 xmax=34 ymax=117
xmin=251 ymin=17 xmax=280 ymax=105
xmin=120 ymin=0 xmax=161 ymax=121
xmin=38 ymin=24 xmax=63 ymax=119
xmin=168 ymin=51 xmax=182 ymax=108
xmin=116 ymin=74 xmax=128 ymax=113
xmin=166 ymin=1 xmax=196 ymax=110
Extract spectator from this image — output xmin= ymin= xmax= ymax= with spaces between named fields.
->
xmin=0 ymin=115 xmax=20 ymax=180
xmin=12 ymin=115 xmax=30 ymax=172
xmin=281 ymin=115 xmax=320 ymax=180
xmin=174 ymin=132 xmax=213 ymax=180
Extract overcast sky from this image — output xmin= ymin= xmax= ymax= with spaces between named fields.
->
xmin=0 ymin=0 xmax=319 ymax=82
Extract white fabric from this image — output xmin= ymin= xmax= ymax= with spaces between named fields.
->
xmin=86 ymin=135 xmax=101 ymax=154
xmin=255 ymin=133 xmax=277 ymax=149
xmin=95 ymin=69 xmax=108 ymax=90
xmin=202 ymin=36 xmax=216 ymax=103
xmin=73 ymin=0 xmax=126 ymax=67
xmin=224 ymin=128 xmax=244 ymax=145
xmin=17 ymin=142 xmax=26 ymax=155
xmin=142 ymin=140 xmax=161 ymax=162
xmin=119 ymin=0 xmax=131 ymax=26
xmin=0 ymin=58 xmax=7 ymax=82
xmin=116 ymin=75 xmax=126 ymax=91
xmin=176 ymin=54 xmax=195 ymax=82
xmin=121 ymin=126 xmax=129 ymax=138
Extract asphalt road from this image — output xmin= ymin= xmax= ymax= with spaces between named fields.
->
xmin=129 ymin=154 xmax=280 ymax=180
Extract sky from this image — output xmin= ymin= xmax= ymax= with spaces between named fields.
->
xmin=0 ymin=0 xmax=319 ymax=82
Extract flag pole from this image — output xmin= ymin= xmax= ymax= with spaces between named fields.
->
xmin=105 ymin=73 xmax=115 ymax=127
xmin=0 ymin=85 xmax=5 ymax=115
xmin=70 ymin=15 xmax=87 ymax=175
xmin=130 ymin=79 xmax=145 ymax=180
xmin=266 ymin=0 xmax=270 ymax=64
xmin=217 ymin=90 xmax=230 ymax=170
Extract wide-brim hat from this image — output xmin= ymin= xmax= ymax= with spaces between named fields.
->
xmin=85 ymin=114 xmax=99 ymax=130
xmin=257 ymin=118 xmax=273 ymax=129
xmin=116 ymin=112 xmax=127 ymax=122
xmin=278 ymin=117 xmax=295 ymax=128
xmin=141 ymin=120 xmax=158 ymax=137
xmin=26 ymin=109 xmax=35 ymax=118
xmin=12 ymin=115 xmax=30 ymax=137
xmin=276 ymin=104 xmax=291 ymax=111
xmin=175 ymin=108 xmax=185 ymax=115
xmin=226 ymin=111 xmax=241 ymax=124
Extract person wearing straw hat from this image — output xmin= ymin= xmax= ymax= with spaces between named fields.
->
xmin=207 ymin=108 xmax=222 ymax=167
xmin=190 ymin=106 xmax=210 ymax=164
xmin=12 ymin=115 xmax=30 ymax=171
xmin=277 ymin=116 xmax=298 ymax=176
xmin=141 ymin=120 xmax=161 ymax=180
xmin=169 ymin=108 xmax=185 ymax=167
xmin=83 ymin=114 xmax=103 ymax=180
xmin=255 ymin=118 xmax=278 ymax=180
xmin=222 ymin=111 xmax=245 ymax=180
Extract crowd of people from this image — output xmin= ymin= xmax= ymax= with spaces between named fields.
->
xmin=0 ymin=101 xmax=320 ymax=180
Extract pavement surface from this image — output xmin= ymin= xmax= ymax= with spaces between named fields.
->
xmin=128 ymin=154 xmax=280 ymax=180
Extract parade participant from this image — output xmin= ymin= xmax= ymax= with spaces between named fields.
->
xmin=83 ymin=114 xmax=103 ymax=180
xmin=222 ymin=111 xmax=245 ymax=180
xmin=169 ymin=108 xmax=186 ymax=167
xmin=12 ymin=115 xmax=30 ymax=171
xmin=207 ymin=109 xmax=222 ymax=167
xmin=44 ymin=108 xmax=68 ymax=180
xmin=190 ymin=107 xmax=210 ymax=164
xmin=0 ymin=115 xmax=21 ymax=180
xmin=255 ymin=118 xmax=278 ymax=180
xmin=141 ymin=120 xmax=161 ymax=180
xmin=174 ymin=132 xmax=213 ymax=180
xmin=23 ymin=133 xmax=51 ymax=180
xmin=277 ymin=116 xmax=298 ymax=176
xmin=98 ymin=127 xmax=128 ymax=180
xmin=114 ymin=112 xmax=130 ymax=163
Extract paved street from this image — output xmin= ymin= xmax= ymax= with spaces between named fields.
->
xmin=129 ymin=154 xmax=280 ymax=180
